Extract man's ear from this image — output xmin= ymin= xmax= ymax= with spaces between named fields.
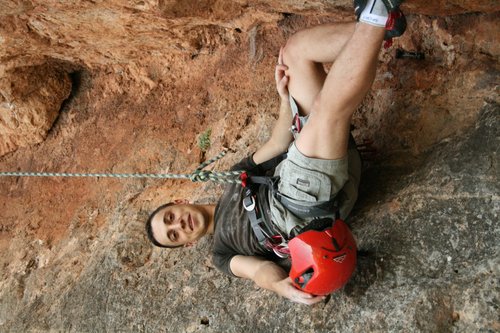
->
xmin=173 ymin=199 xmax=189 ymax=205
xmin=184 ymin=241 xmax=197 ymax=248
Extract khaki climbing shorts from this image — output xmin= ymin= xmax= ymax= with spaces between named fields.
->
xmin=278 ymin=143 xmax=349 ymax=205
xmin=268 ymin=97 xmax=361 ymax=236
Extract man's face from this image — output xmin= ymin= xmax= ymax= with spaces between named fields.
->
xmin=150 ymin=203 xmax=209 ymax=247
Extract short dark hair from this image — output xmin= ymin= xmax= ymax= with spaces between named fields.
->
xmin=145 ymin=202 xmax=182 ymax=249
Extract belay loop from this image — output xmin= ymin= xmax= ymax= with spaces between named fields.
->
xmin=0 ymin=149 xmax=244 ymax=185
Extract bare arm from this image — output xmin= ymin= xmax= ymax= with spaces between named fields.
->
xmin=229 ymin=255 xmax=324 ymax=305
xmin=253 ymin=48 xmax=294 ymax=165
xmin=252 ymin=99 xmax=293 ymax=164
xmin=235 ymin=49 xmax=323 ymax=305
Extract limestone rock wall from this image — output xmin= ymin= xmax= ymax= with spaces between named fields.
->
xmin=0 ymin=1 xmax=498 ymax=332
xmin=0 ymin=62 xmax=72 ymax=156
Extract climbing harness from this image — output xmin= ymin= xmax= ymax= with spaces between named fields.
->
xmin=241 ymin=157 xmax=358 ymax=295
xmin=241 ymin=164 xmax=292 ymax=258
xmin=0 ymin=149 xmax=243 ymax=184
xmin=240 ymin=120 xmax=341 ymax=258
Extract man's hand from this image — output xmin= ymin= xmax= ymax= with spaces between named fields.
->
xmin=275 ymin=47 xmax=289 ymax=102
xmin=272 ymin=276 xmax=325 ymax=305
xmin=230 ymin=255 xmax=324 ymax=305
xmin=252 ymin=47 xmax=294 ymax=165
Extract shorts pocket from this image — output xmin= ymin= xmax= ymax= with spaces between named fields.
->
xmin=278 ymin=160 xmax=332 ymax=203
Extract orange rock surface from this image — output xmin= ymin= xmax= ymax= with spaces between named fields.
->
xmin=0 ymin=1 xmax=498 ymax=331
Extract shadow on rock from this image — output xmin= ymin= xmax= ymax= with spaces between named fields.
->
xmin=344 ymin=250 xmax=383 ymax=299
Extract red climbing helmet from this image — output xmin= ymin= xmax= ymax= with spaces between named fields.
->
xmin=288 ymin=218 xmax=357 ymax=295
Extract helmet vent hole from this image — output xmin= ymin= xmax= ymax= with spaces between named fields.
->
xmin=297 ymin=268 xmax=315 ymax=288
xmin=332 ymin=238 xmax=340 ymax=251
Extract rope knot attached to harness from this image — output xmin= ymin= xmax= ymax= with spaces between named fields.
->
xmin=240 ymin=172 xmax=248 ymax=187
xmin=189 ymin=170 xmax=211 ymax=182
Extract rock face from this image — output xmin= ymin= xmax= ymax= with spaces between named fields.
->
xmin=0 ymin=62 xmax=72 ymax=156
xmin=0 ymin=1 xmax=498 ymax=332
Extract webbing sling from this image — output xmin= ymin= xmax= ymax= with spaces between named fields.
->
xmin=242 ymin=189 xmax=272 ymax=244
xmin=242 ymin=159 xmax=284 ymax=248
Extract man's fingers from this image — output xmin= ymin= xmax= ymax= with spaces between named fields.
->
xmin=275 ymin=65 xmax=287 ymax=80
xmin=291 ymin=293 xmax=325 ymax=305
xmin=275 ymin=67 xmax=289 ymax=98
xmin=280 ymin=75 xmax=288 ymax=86
xmin=275 ymin=278 xmax=325 ymax=305
xmin=301 ymin=296 xmax=325 ymax=305
xmin=286 ymin=281 xmax=326 ymax=305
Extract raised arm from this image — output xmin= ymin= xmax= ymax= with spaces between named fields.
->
xmin=229 ymin=255 xmax=324 ymax=305
xmin=253 ymin=48 xmax=294 ymax=165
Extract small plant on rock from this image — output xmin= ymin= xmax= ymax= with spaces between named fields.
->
xmin=198 ymin=128 xmax=212 ymax=152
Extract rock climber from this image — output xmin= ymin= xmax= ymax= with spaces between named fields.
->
xmin=146 ymin=0 xmax=406 ymax=305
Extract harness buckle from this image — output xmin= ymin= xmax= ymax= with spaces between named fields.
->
xmin=273 ymin=247 xmax=290 ymax=259
xmin=242 ymin=195 xmax=256 ymax=212
xmin=266 ymin=235 xmax=290 ymax=258
xmin=290 ymin=114 xmax=302 ymax=139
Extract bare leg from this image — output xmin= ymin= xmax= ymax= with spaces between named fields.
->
xmin=282 ymin=22 xmax=356 ymax=116
xmin=286 ymin=22 xmax=385 ymax=160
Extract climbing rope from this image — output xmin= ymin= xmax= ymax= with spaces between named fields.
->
xmin=0 ymin=149 xmax=243 ymax=184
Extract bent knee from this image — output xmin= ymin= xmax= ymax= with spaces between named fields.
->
xmin=282 ymin=31 xmax=308 ymax=66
